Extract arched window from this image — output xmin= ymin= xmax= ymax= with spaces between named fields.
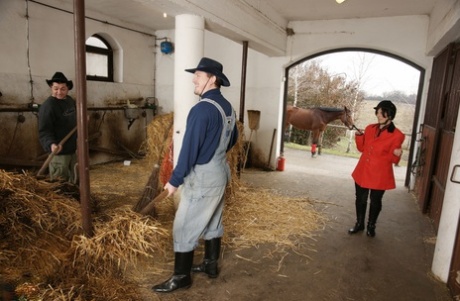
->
xmin=86 ymin=34 xmax=113 ymax=82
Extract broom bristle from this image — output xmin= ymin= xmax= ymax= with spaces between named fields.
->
xmin=247 ymin=110 xmax=261 ymax=130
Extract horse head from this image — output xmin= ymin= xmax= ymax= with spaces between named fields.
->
xmin=341 ymin=106 xmax=355 ymax=130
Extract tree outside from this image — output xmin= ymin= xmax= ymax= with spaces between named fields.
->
xmin=286 ymin=60 xmax=365 ymax=148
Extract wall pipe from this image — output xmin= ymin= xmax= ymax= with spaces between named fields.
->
xmin=239 ymin=41 xmax=248 ymax=123
xmin=74 ymin=0 xmax=93 ymax=237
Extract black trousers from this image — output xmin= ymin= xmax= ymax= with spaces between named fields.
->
xmin=355 ymin=182 xmax=385 ymax=225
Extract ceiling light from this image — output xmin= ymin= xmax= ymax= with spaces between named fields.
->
xmin=163 ymin=12 xmax=167 ymax=18
xmin=336 ymin=0 xmax=346 ymax=3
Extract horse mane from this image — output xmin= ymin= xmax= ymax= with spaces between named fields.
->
xmin=316 ymin=107 xmax=344 ymax=113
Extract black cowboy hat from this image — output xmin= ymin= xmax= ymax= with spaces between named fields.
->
xmin=185 ymin=57 xmax=230 ymax=87
xmin=46 ymin=72 xmax=73 ymax=90
xmin=374 ymin=100 xmax=397 ymax=120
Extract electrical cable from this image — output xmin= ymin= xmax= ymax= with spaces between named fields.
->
xmin=25 ymin=0 xmax=35 ymax=102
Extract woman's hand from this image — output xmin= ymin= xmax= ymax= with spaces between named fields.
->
xmin=393 ymin=148 xmax=403 ymax=157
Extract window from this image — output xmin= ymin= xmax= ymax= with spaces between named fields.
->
xmin=86 ymin=34 xmax=113 ymax=82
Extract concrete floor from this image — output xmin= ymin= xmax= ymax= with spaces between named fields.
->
xmin=240 ymin=147 xmax=453 ymax=301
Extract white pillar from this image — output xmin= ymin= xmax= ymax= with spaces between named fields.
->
xmin=173 ymin=14 xmax=205 ymax=165
xmin=432 ymin=105 xmax=460 ymax=282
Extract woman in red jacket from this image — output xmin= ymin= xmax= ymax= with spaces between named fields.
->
xmin=348 ymin=100 xmax=405 ymax=237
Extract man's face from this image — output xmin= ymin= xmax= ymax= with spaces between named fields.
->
xmin=51 ymin=82 xmax=69 ymax=99
xmin=192 ymin=71 xmax=214 ymax=96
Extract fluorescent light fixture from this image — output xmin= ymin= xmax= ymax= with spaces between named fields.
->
xmin=336 ymin=0 xmax=346 ymax=3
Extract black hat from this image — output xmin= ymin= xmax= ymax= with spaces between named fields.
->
xmin=374 ymin=100 xmax=397 ymax=120
xmin=185 ymin=57 xmax=230 ymax=87
xmin=46 ymin=72 xmax=73 ymax=90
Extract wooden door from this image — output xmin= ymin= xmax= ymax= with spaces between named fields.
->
xmin=445 ymin=46 xmax=460 ymax=296
xmin=414 ymin=44 xmax=453 ymax=217
xmin=429 ymin=45 xmax=460 ymax=229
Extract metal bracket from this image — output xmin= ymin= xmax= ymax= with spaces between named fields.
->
xmin=451 ymin=165 xmax=460 ymax=184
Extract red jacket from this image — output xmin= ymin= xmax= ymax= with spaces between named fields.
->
xmin=352 ymin=123 xmax=405 ymax=190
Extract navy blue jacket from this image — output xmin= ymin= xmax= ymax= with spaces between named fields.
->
xmin=169 ymin=89 xmax=238 ymax=187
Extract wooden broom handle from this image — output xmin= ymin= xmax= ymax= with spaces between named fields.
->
xmin=37 ymin=126 xmax=77 ymax=176
xmin=140 ymin=190 xmax=169 ymax=215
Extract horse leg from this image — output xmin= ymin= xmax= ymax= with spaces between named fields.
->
xmin=318 ymin=131 xmax=324 ymax=155
xmin=311 ymin=130 xmax=320 ymax=157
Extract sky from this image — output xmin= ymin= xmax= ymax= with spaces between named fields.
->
xmin=310 ymin=51 xmax=421 ymax=96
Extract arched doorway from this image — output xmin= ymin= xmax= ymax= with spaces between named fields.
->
xmin=281 ymin=48 xmax=425 ymax=188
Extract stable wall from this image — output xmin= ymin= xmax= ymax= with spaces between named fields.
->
xmin=0 ymin=0 xmax=157 ymax=165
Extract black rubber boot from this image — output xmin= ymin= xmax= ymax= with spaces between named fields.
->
xmin=192 ymin=238 xmax=220 ymax=278
xmin=152 ymin=251 xmax=194 ymax=293
xmin=348 ymin=202 xmax=367 ymax=234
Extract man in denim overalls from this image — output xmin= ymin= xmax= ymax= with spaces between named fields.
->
xmin=153 ymin=57 xmax=238 ymax=293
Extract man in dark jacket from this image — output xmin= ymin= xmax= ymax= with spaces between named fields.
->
xmin=38 ymin=72 xmax=77 ymax=183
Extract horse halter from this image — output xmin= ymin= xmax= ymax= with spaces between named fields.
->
xmin=343 ymin=110 xmax=355 ymax=131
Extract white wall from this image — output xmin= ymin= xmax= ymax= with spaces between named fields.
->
xmin=0 ymin=0 xmax=157 ymax=163
xmin=0 ymin=0 xmax=156 ymax=104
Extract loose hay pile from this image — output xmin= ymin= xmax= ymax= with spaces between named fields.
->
xmin=224 ymin=186 xmax=323 ymax=257
xmin=0 ymin=113 xmax=326 ymax=300
xmin=0 ymin=170 xmax=169 ymax=300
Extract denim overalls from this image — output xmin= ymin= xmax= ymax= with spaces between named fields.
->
xmin=173 ymin=99 xmax=236 ymax=252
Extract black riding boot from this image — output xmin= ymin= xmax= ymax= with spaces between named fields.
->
xmin=367 ymin=198 xmax=382 ymax=237
xmin=192 ymin=238 xmax=220 ymax=278
xmin=152 ymin=251 xmax=194 ymax=293
xmin=348 ymin=202 xmax=367 ymax=234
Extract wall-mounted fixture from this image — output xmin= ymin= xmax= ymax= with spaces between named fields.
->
xmin=156 ymin=37 xmax=174 ymax=54
xmin=124 ymin=100 xmax=140 ymax=130
xmin=336 ymin=0 xmax=347 ymax=3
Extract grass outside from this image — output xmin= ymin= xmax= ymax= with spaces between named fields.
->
xmin=285 ymin=135 xmax=408 ymax=167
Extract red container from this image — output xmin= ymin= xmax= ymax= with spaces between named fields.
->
xmin=277 ymin=156 xmax=285 ymax=171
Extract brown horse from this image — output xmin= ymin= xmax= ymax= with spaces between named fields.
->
xmin=285 ymin=105 xmax=355 ymax=157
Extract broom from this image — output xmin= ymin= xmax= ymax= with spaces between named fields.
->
xmin=133 ymin=121 xmax=173 ymax=214
xmin=242 ymin=110 xmax=260 ymax=171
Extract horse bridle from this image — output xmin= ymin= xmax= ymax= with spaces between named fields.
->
xmin=351 ymin=124 xmax=363 ymax=135
xmin=344 ymin=110 xmax=363 ymax=134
